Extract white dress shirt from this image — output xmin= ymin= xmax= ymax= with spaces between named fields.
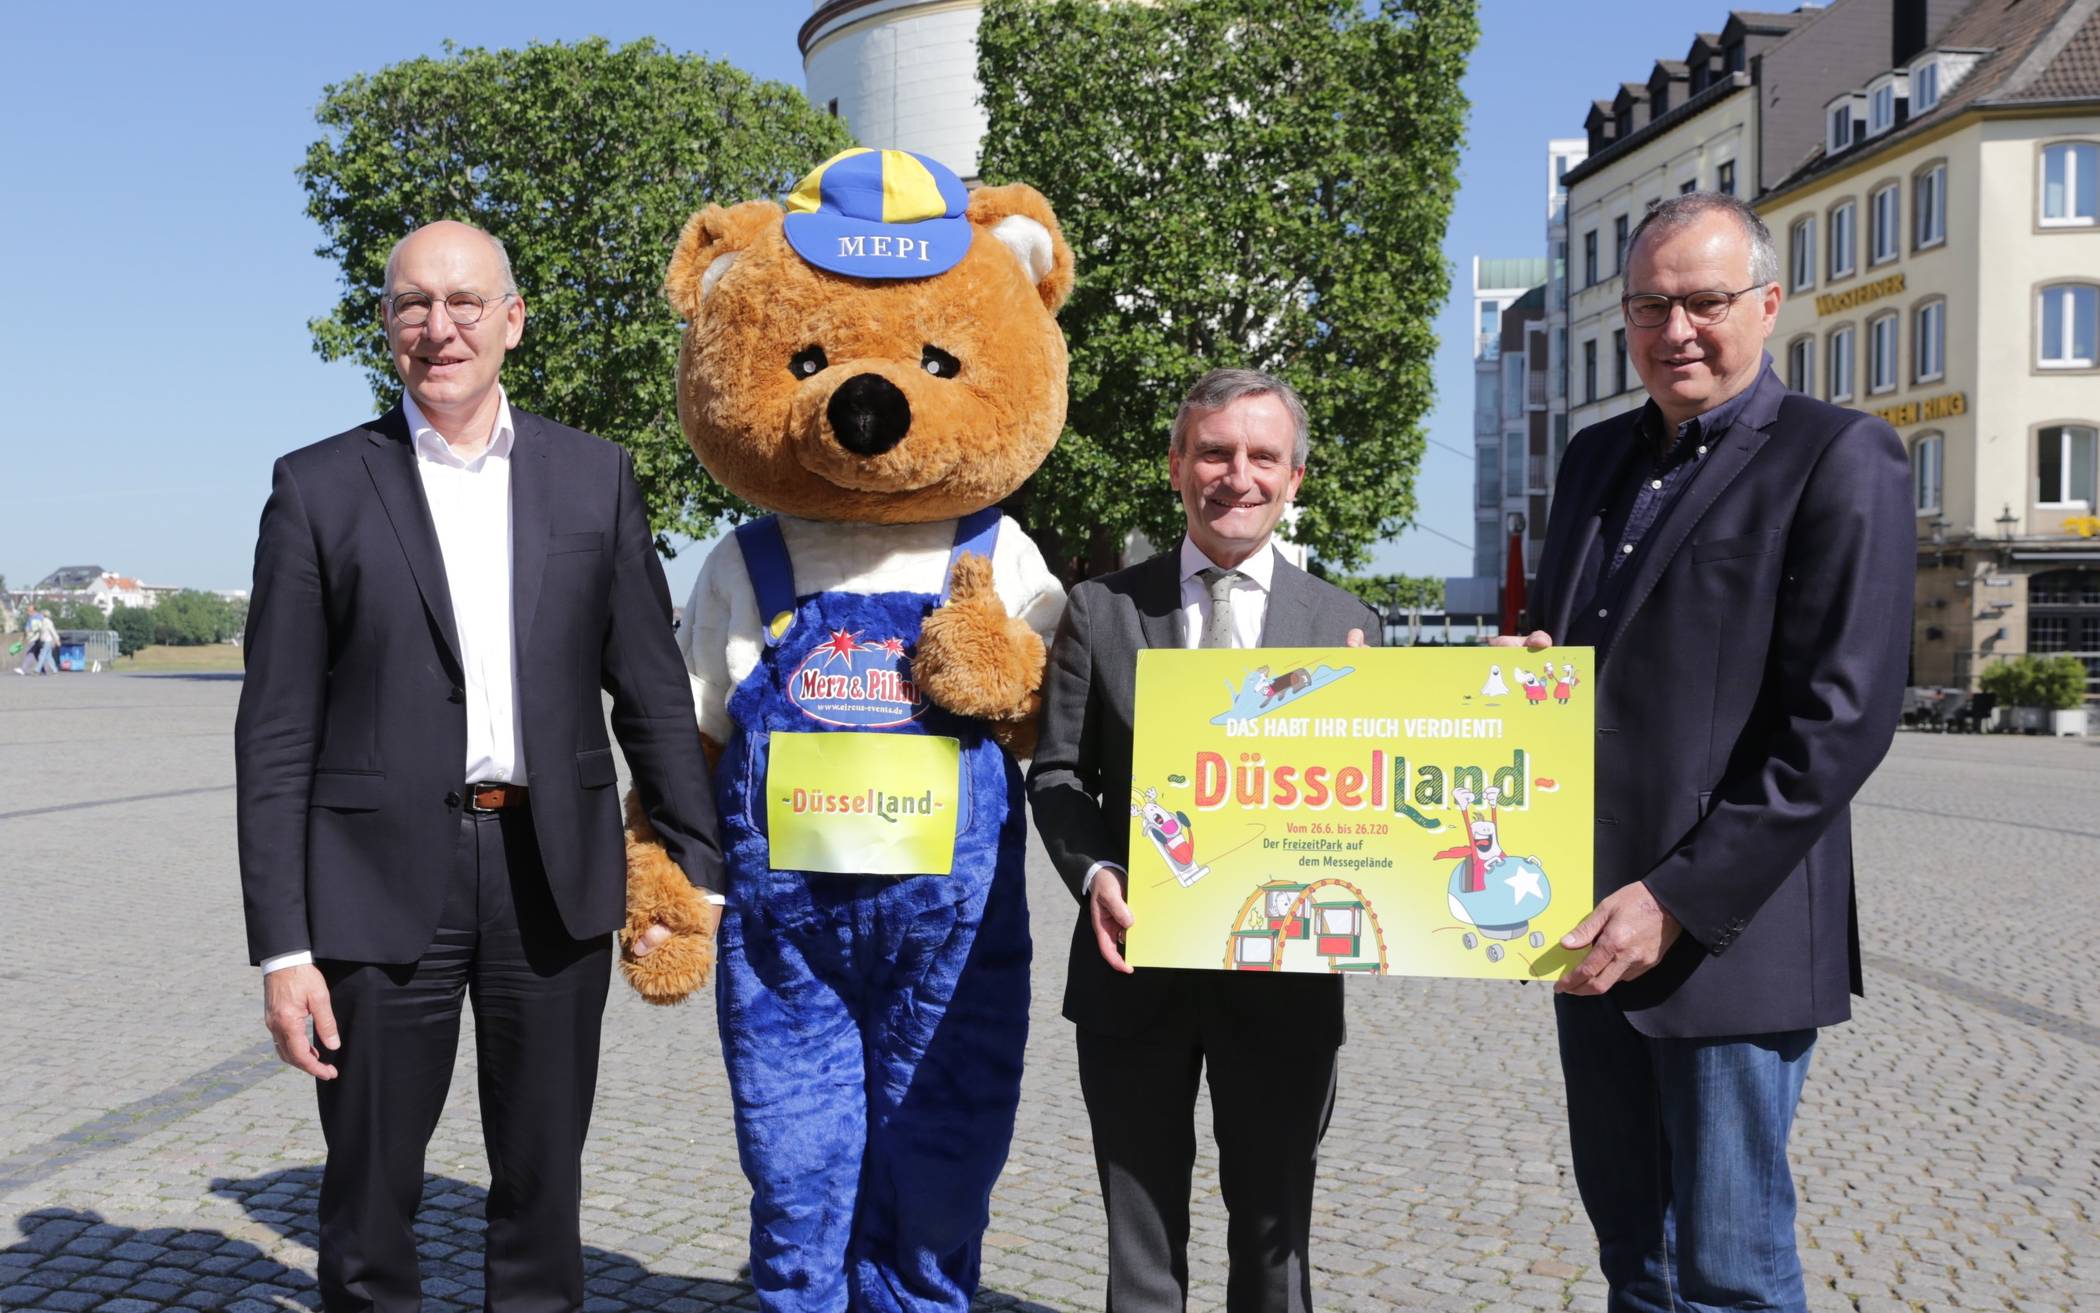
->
xmin=406 ymin=390 xmax=526 ymax=789
xmin=1175 ymin=535 xmax=1274 ymax=650
xmin=1084 ymin=536 xmax=1277 ymax=897
xmin=262 ymin=392 xmax=523 ymax=978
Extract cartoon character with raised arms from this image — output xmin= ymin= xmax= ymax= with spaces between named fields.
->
xmin=1135 ymin=787 xmax=1209 ymax=886
xmin=1554 ymin=661 xmax=1579 ymax=706
xmin=1431 ymin=786 xmax=1552 ymax=961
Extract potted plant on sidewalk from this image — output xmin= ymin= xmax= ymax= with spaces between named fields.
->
xmin=1977 ymin=654 xmax=2090 ymax=736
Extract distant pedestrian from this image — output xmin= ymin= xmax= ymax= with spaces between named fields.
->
xmin=30 ymin=610 xmax=59 ymax=675
xmin=12 ymin=608 xmax=37 ymax=675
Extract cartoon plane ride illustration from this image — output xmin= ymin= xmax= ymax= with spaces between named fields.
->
xmin=1431 ymin=786 xmax=1552 ymax=961
xmin=1133 ymin=787 xmax=1209 ymax=886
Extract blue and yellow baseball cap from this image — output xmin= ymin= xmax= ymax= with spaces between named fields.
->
xmin=783 ymin=147 xmax=973 ymax=280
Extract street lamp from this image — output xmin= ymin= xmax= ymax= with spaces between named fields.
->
xmin=1995 ymin=503 xmax=2017 ymax=540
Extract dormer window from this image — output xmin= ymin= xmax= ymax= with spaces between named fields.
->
xmin=1866 ymin=74 xmax=1906 ymax=137
xmin=1827 ymin=94 xmax=1866 ymax=155
xmin=1912 ymin=59 xmax=1941 ymax=113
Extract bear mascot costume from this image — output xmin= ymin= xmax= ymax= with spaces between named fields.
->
xmin=620 ymin=147 xmax=1073 ymax=1313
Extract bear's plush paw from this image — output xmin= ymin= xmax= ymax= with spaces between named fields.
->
xmin=619 ymin=787 xmax=720 ymax=1006
xmin=916 ymin=554 xmax=1046 ymax=725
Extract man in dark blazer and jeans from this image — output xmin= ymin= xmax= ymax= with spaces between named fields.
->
xmin=1505 ymin=193 xmax=1911 ymax=1313
xmin=236 ymin=221 xmax=725 ymax=1312
xmin=1029 ymin=369 xmax=1379 ymax=1313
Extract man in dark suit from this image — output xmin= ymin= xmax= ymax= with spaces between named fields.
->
xmin=1029 ymin=369 xmax=1380 ymax=1313
xmin=1506 ymin=193 xmax=1911 ymax=1313
xmin=236 ymin=220 xmax=725 ymax=1313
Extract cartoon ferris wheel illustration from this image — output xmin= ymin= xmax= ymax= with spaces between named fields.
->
xmin=1224 ymin=878 xmax=1390 ymax=975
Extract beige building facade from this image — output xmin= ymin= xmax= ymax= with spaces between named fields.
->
xmin=1757 ymin=12 xmax=2100 ymax=699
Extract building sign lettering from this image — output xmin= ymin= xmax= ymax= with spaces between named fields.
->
xmin=1815 ymin=272 xmax=1906 ymax=316
xmin=1872 ymin=391 xmax=1966 ymax=428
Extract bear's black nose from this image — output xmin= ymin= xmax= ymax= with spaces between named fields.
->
xmin=827 ymin=374 xmax=912 ymax=456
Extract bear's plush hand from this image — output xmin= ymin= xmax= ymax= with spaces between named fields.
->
xmin=915 ymin=553 xmax=1046 ymax=757
xmin=620 ymin=782 xmax=721 ymax=1006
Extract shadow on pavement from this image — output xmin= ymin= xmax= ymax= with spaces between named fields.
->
xmin=1 ymin=1172 xmax=1062 ymax=1311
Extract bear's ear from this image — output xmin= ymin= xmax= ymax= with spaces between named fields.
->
xmin=967 ymin=183 xmax=1075 ymax=314
xmin=664 ymin=200 xmax=785 ymax=322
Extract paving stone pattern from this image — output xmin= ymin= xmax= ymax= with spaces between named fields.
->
xmin=2 ymin=674 xmax=2095 ymax=1310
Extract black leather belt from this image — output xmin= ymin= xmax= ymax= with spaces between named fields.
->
xmin=464 ymin=782 xmax=529 ymax=813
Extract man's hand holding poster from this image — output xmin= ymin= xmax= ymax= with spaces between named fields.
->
xmin=1124 ymin=648 xmax=1595 ymax=981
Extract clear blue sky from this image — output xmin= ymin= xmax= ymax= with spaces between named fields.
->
xmin=1 ymin=0 xmax=1696 ymax=602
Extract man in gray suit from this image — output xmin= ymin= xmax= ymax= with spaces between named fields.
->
xmin=1029 ymin=368 xmax=1380 ymax=1313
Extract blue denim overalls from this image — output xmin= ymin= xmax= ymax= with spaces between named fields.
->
xmin=713 ymin=510 xmax=1031 ymax=1313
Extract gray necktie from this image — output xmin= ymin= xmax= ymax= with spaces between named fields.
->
xmin=1197 ymin=566 xmax=1245 ymax=649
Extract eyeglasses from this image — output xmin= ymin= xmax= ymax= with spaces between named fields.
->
xmin=1620 ymin=285 xmax=1767 ymax=329
xmin=384 ymin=290 xmax=514 ymax=327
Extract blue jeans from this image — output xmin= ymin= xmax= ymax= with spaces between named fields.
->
xmin=1555 ymin=993 xmax=1816 ymax=1313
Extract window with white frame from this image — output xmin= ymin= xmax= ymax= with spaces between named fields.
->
xmin=1915 ymin=299 xmax=1946 ymax=383
xmin=1869 ymin=313 xmax=1899 ymax=394
xmin=1791 ymin=218 xmax=1816 ymax=290
xmin=1504 ymin=432 xmax=1524 ymax=498
xmin=1828 ymin=326 xmax=1856 ymax=402
xmin=1717 ymin=160 xmax=1736 ymax=196
xmin=1787 ymin=335 xmax=1815 ymax=394
xmin=1828 ymin=104 xmax=1854 ymax=155
xmin=1613 ymin=329 xmax=1628 ymax=394
xmin=1914 ymin=163 xmax=1946 ymax=248
xmin=1870 ymin=184 xmax=1901 ymax=264
xmin=1869 ymin=83 xmax=1896 ymax=135
xmin=1913 ymin=61 xmax=1941 ymax=113
xmin=2041 ymin=142 xmax=2098 ymax=226
xmin=1830 ymin=201 xmax=1856 ymax=278
xmin=2039 ymin=283 xmax=2098 ymax=369
xmin=2037 ymin=424 xmax=2097 ymax=507
xmin=1913 ymin=432 xmax=1942 ymax=514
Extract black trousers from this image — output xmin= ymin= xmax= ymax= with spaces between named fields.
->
xmin=315 ymin=809 xmax=611 ymax=1313
xmin=1075 ymin=1011 xmax=1338 ymax=1313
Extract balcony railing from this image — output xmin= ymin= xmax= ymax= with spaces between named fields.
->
xmin=1477 ymin=332 xmax=1501 ymax=361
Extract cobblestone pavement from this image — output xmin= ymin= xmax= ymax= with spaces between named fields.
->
xmin=2 ymin=673 xmax=2095 ymax=1311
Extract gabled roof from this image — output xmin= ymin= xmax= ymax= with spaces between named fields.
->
xmin=1722 ymin=9 xmax=1813 ymax=41
xmin=1766 ymin=0 xmax=2100 ymax=198
xmin=1989 ymin=0 xmax=2100 ymax=102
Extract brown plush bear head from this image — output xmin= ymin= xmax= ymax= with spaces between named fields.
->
xmin=664 ymin=163 xmax=1074 ymax=526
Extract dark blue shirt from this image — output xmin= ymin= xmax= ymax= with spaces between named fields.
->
xmin=1565 ymin=358 xmax=1776 ymax=656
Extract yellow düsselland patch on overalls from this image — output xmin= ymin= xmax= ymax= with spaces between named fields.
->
xmin=766 ymin=732 xmax=961 ymax=876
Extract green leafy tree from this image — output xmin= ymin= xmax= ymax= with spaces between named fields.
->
xmin=978 ymin=0 xmax=1477 ymax=577
xmin=49 ymin=600 xmax=111 ymax=632
xmin=109 ymin=604 xmax=155 ymax=657
xmin=151 ymin=591 xmax=242 ymax=646
xmin=1331 ymin=571 xmax=1445 ymax=641
xmin=299 ymin=38 xmax=853 ymax=551
xmin=1980 ymin=653 xmax=2090 ymax=710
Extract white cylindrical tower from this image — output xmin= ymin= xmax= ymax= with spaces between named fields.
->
xmin=801 ymin=1 xmax=989 ymax=179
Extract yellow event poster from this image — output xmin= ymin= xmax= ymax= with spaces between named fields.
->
xmin=1125 ymin=647 xmax=1595 ymax=981
xmin=766 ymin=731 xmax=961 ymax=876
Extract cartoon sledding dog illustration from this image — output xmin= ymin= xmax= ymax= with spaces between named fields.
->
xmin=1430 ymin=785 xmax=1552 ymax=960
xmin=1134 ymin=787 xmax=1209 ymax=886
xmin=1255 ymin=665 xmax=1314 ymax=707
